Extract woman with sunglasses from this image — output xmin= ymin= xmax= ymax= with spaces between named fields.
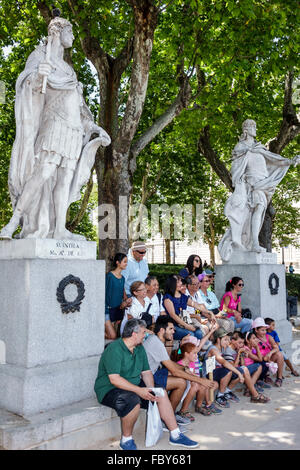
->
xmin=120 ymin=281 xmax=154 ymax=336
xmin=220 ymin=277 xmax=253 ymax=334
xmin=179 ymin=255 xmax=203 ymax=279
xmin=163 ymin=275 xmax=215 ymax=341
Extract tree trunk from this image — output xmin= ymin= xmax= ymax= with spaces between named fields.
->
xmin=165 ymin=238 xmax=171 ymax=264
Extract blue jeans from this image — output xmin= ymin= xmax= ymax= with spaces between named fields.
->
xmin=233 ymin=318 xmax=252 ymax=334
xmin=173 ymin=325 xmax=204 ymax=341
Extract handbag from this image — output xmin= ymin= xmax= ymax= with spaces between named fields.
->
xmin=141 ymin=303 xmax=153 ymax=327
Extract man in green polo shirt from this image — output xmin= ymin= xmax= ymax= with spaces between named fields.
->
xmin=94 ymin=318 xmax=199 ymax=450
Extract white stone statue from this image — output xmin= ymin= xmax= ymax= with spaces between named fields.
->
xmin=0 ymin=15 xmax=111 ymax=240
xmin=218 ymin=119 xmax=300 ymax=262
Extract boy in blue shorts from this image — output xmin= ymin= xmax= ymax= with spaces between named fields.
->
xmin=264 ymin=317 xmax=299 ymax=377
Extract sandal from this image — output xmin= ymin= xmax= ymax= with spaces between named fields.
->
xmin=291 ymin=370 xmax=299 ymax=377
xmin=250 ymin=393 xmax=270 ymax=403
xmin=275 ymin=378 xmax=283 ymax=387
xmin=177 ymin=410 xmax=195 ymax=421
xmin=195 ymin=405 xmax=212 ymax=416
xmin=264 ymin=376 xmax=274 ymax=385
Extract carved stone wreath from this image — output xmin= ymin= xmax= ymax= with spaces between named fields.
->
xmin=56 ymin=274 xmax=85 ymax=314
xmin=268 ymin=273 xmax=279 ymax=295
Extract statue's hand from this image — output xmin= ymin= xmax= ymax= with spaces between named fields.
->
xmin=292 ymin=155 xmax=300 ymax=167
xmin=38 ymin=61 xmax=52 ymax=78
xmin=92 ymin=125 xmax=111 ymax=147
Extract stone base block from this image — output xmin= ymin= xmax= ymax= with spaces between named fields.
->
xmin=0 ymin=239 xmax=97 ymax=260
xmin=215 ymin=262 xmax=292 ymax=344
xmin=0 ymin=398 xmax=146 ymax=450
xmin=0 ymin=356 xmax=100 ymax=417
xmin=0 ymin=258 xmax=105 ymax=416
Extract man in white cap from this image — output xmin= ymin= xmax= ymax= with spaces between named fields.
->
xmin=123 ymin=241 xmax=149 ymax=296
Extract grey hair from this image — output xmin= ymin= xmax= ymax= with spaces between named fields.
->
xmin=122 ymin=319 xmax=147 ymax=338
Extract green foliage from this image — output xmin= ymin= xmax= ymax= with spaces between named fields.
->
xmin=0 ymin=0 xmax=299 ymax=246
xmin=286 ymin=273 xmax=300 ymax=298
xmin=148 ymin=263 xmax=184 ymax=290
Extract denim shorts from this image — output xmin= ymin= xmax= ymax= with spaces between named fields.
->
xmin=245 ymin=363 xmax=261 ymax=375
xmin=101 ymin=380 xmax=148 ymax=418
xmin=153 ymin=367 xmax=169 ymax=389
xmin=231 ymin=366 xmax=246 ymax=380
xmin=210 ymin=367 xmax=232 ymax=382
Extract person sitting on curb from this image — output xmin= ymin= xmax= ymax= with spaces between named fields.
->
xmin=178 ymin=254 xmax=203 ymax=279
xmin=163 ymin=274 xmax=215 ymax=341
xmin=144 ymin=275 xmax=166 ymax=323
xmin=178 ymin=335 xmax=223 ymax=415
xmin=120 ymin=281 xmax=154 ymax=336
xmin=143 ymin=315 xmax=216 ymax=425
xmin=203 ymin=327 xmax=270 ymax=407
xmin=253 ymin=317 xmax=285 ymax=387
xmin=94 ymin=319 xmax=199 ymax=450
xmin=184 ymin=275 xmax=210 ymax=335
xmin=264 ymin=317 xmax=299 ymax=377
xmin=225 ymin=331 xmax=264 ymax=396
xmin=220 ymin=277 xmax=253 ymax=334
xmin=243 ymin=330 xmax=271 ymax=390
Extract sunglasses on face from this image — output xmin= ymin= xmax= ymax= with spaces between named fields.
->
xmin=194 ymin=259 xmax=200 ymax=262
xmin=136 ymin=251 xmax=146 ymax=254
xmin=237 ymin=283 xmax=244 ymax=287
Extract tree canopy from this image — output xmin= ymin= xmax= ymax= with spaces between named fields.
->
xmin=0 ymin=0 xmax=299 ymax=263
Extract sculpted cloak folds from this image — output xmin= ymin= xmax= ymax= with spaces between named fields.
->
xmin=8 ymin=43 xmax=105 ymax=239
xmin=218 ymin=140 xmax=290 ymax=262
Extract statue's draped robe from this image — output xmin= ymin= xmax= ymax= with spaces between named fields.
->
xmin=9 ymin=44 xmax=102 ymax=238
xmin=218 ymin=141 xmax=290 ymax=261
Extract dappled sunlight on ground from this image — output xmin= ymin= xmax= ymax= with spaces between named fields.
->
xmin=227 ymin=431 xmax=295 ymax=447
xmin=236 ymin=409 xmax=271 ymax=419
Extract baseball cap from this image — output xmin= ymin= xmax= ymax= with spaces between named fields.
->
xmin=252 ymin=317 xmax=268 ymax=329
xmin=213 ymin=327 xmax=228 ymax=342
xmin=180 ymin=335 xmax=200 ymax=348
xmin=131 ymin=241 xmax=147 ymax=251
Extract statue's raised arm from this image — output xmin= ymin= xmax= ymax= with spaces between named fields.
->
xmin=0 ymin=10 xmax=110 ymax=241
xmin=218 ymin=119 xmax=298 ymax=262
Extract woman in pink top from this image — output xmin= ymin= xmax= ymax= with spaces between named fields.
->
xmin=220 ymin=277 xmax=252 ymax=334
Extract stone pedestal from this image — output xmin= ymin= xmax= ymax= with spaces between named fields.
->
xmin=0 ymin=240 xmax=105 ymax=417
xmin=215 ymin=253 xmax=292 ymax=345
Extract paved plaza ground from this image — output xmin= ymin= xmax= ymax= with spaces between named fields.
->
xmin=94 ymin=327 xmax=300 ymax=451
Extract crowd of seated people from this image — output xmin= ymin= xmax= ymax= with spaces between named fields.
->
xmin=98 ymin=244 xmax=299 ymax=449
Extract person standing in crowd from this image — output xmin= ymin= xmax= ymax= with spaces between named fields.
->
xmin=145 ymin=276 xmax=166 ymax=322
xmin=179 ymin=255 xmax=203 ymax=279
xmin=94 ymin=319 xmax=200 ymax=450
xmin=220 ymin=277 xmax=252 ymax=334
xmin=289 ymin=262 xmax=295 ymax=274
xmin=163 ymin=275 xmax=215 ymax=341
xmin=123 ymin=241 xmax=149 ymax=296
xmin=105 ymin=253 xmax=132 ymax=339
